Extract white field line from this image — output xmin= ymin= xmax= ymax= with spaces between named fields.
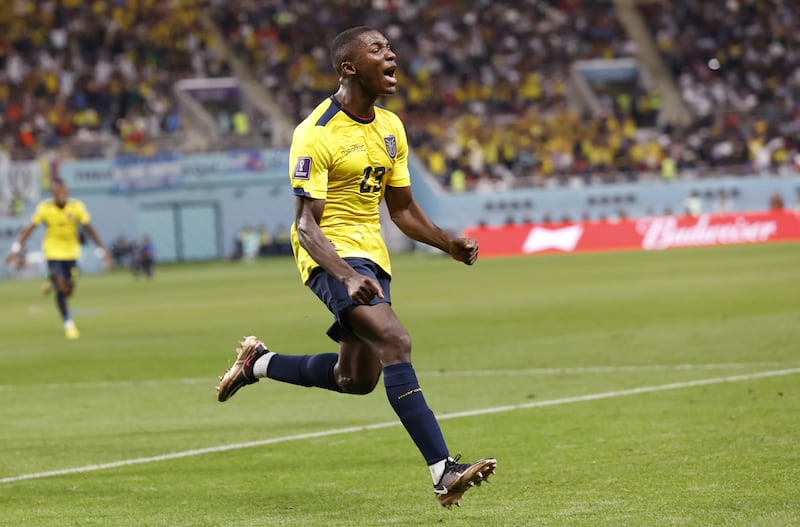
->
xmin=1 ymin=367 xmax=798 ymax=485
xmin=0 ymin=361 xmax=796 ymax=392
xmin=419 ymin=362 xmax=800 ymax=377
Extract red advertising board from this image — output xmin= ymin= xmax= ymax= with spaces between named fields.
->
xmin=463 ymin=211 xmax=800 ymax=257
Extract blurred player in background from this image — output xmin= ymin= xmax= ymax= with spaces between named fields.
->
xmin=217 ymin=26 xmax=496 ymax=508
xmin=4 ymin=179 xmax=112 ymax=339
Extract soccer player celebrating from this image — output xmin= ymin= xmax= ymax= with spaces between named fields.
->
xmin=217 ymin=26 xmax=496 ymax=508
xmin=5 ymin=179 xmax=112 ymax=339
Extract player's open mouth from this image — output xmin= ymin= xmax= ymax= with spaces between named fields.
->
xmin=384 ymin=66 xmax=397 ymax=85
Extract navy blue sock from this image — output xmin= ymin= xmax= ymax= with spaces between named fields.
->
xmin=266 ymin=353 xmax=342 ymax=392
xmin=56 ymin=291 xmax=69 ymax=321
xmin=384 ymin=362 xmax=448 ymax=465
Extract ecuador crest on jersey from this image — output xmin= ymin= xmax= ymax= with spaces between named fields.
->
xmin=384 ymin=135 xmax=397 ymax=159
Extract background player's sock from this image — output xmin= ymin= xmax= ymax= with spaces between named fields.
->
xmin=56 ymin=291 xmax=69 ymax=321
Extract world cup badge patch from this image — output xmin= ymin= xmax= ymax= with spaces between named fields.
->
xmin=293 ymin=157 xmax=311 ymax=180
xmin=384 ymin=135 xmax=397 ymax=159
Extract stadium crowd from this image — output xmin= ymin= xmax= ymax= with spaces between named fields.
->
xmin=1 ymin=0 xmax=798 ymax=190
xmin=0 ymin=0 xmax=224 ymax=160
xmin=638 ymin=0 xmax=800 ymax=176
xmin=211 ymin=0 xmax=661 ymax=189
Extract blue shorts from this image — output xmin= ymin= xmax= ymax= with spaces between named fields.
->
xmin=47 ymin=260 xmax=78 ymax=282
xmin=306 ymin=257 xmax=392 ymax=342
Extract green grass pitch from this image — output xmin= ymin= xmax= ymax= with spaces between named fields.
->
xmin=1 ymin=242 xmax=798 ymax=526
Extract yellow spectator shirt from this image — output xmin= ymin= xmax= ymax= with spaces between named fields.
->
xmin=289 ymin=96 xmax=411 ymax=283
xmin=31 ymin=198 xmax=90 ymax=260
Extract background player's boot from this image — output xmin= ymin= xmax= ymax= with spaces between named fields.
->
xmin=64 ymin=320 xmax=80 ymax=340
xmin=217 ymin=336 xmax=268 ymax=402
xmin=434 ymin=455 xmax=497 ymax=509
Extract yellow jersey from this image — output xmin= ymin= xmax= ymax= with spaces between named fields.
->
xmin=30 ymin=198 xmax=91 ymax=260
xmin=289 ymin=96 xmax=411 ymax=283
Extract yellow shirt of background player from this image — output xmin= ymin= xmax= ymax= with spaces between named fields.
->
xmin=289 ymin=96 xmax=411 ymax=284
xmin=31 ymin=198 xmax=90 ymax=261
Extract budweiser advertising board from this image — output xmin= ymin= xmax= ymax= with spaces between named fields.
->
xmin=463 ymin=211 xmax=800 ymax=257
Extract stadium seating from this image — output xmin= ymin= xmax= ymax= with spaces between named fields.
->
xmin=1 ymin=0 xmax=798 ymax=189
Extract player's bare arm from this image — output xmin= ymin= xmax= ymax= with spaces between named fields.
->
xmin=294 ymin=195 xmax=384 ymax=302
xmin=4 ymin=222 xmax=36 ymax=265
xmin=385 ymin=185 xmax=478 ymax=265
xmin=82 ymin=223 xmax=113 ymax=270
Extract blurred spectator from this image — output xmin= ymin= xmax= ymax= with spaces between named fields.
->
xmin=273 ymin=224 xmax=292 ymax=256
xmin=132 ymin=234 xmax=156 ymax=279
xmin=769 ymin=192 xmax=785 ymax=211
xmin=230 ymin=230 xmax=243 ymax=261
xmin=111 ymin=235 xmax=134 ymax=268
xmin=795 ymin=189 xmax=800 ymax=215
xmin=683 ymin=190 xmax=703 ymax=216
xmin=712 ymin=190 xmax=733 ymax=214
xmin=240 ymin=226 xmax=259 ymax=261
xmin=10 ymin=193 xmax=25 ymax=217
xmin=257 ymin=225 xmax=273 ymax=256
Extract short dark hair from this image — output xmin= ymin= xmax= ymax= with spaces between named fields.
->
xmin=331 ymin=26 xmax=376 ymax=75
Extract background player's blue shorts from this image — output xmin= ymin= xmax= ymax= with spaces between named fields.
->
xmin=47 ymin=260 xmax=78 ymax=281
xmin=307 ymin=257 xmax=392 ymax=342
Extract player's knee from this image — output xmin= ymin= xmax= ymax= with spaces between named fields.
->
xmin=381 ymin=331 xmax=412 ymax=364
xmin=53 ymin=278 xmax=72 ymax=295
xmin=337 ymin=374 xmax=380 ymax=395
